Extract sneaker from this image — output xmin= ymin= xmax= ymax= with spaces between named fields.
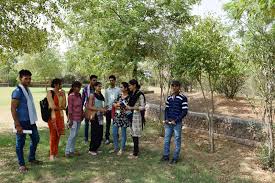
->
xmin=88 ymin=151 xmax=97 ymax=156
xmin=65 ymin=153 xmax=71 ymax=158
xmin=19 ymin=166 xmax=28 ymax=173
xmin=169 ymin=159 xmax=178 ymax=165
xmin=70 ymin=152 xmax=81 ymax=156
xmin=105 ymin=140 xmax=110 ymax=145
xmin=160 ymin=156 xmax=169 ymax=162
xmin=109 ymin=149 xmax=119 ymax=154
xmin=84 ymin=140 xmax=88 ymax=145
xmin=117 ymin=150 xmax=124 ymax=156
xmin=29 ymin=159 xmax=43 ymax=165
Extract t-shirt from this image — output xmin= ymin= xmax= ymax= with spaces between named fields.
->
xmin=11 ymin=87 xmax=30 ymax=122
xmin=105 ymin=87 xmax=120 ymax=110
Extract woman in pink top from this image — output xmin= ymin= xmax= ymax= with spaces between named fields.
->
xmin=65 ymin=81 xmax=83 ymax=157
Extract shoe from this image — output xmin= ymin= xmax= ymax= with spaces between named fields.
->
xmin=84 ymin=140 xmax=88 ymax=145
xmin=117 ymin=150 xmax=124 ymax=156
xmin=160 ymin=156 xmax=169 ymax=162
xmin=128 ymin=153 xmax=138 ymax=159
xmin=109 ymin=149 xmax=119 ymax=154
xmin=29 ymin=159 xmax=43 ymax=165
xmin=65 ymin=154 xmax=71 ymax=158
xmin=70 ymin=152 xmax=81 ymax=156
xmin=19 ymin=166 xmax=28 ymax=173
xmin=88 ymin=151 xmax=97 ymax=156
xmin=169 ymin=159 xmax=178 ymax=165
xmin=105 ymin=140 xmax=110 ymax=145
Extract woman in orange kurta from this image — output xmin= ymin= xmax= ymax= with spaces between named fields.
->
xmin=47 ymin=78 xmax=66 ymax=161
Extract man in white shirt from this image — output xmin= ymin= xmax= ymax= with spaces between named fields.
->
xmin=104 ymin=75 xmax=120 ymax=144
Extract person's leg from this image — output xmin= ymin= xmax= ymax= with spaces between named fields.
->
xmin=16 ymin=133 xmax=26 ymax=166
xmin=173 ymin=122 xmax=183 ymax=161
xmin=89 ymin=120 xmax=97 ymax=152
xmin=84 ymin=119 xmax=89 ymax=142
xmin=163 ymin=124 xmax=173 ymax=159
xmin=105 ymin=110 xmax=112 ymax=142
xmin=132 ymin=136 xmax=139 ymax=156
xmin=65 ymin=121 xmax=77 ymax=155
xmin=55 ymin=132 xmax=61 ymax=156
xmin=28 ymin=125 xmax=40 ymax=161
xmin=48 ymin=123 xmax=57 ymax=156
xmin=71 ymin=122 xmax=81 ymax=153
xmin=121 ymin=127 xmax=127 ymax=151
xmin=112 ymin=124 xmax=119 ymax=151
xmin=96 ymin=124 xmax=103 ymax=150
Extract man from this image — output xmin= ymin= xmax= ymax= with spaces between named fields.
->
xmin=82 ymin=75 xmax=97 ymax=144
xmin=11 ymin=69 xmax=42 ymax=173
xmin=161 ymin=80 xmax=188 ymax=164
xmin=104 ymin=75 xmax=120 ymax=144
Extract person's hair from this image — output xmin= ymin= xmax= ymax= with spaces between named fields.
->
xmin=51 ymin=78 xmax=62 ymax=88
xmin=109 ymin=75 xmax=116 ymax=80
xmin=129 ymin=79 xmax=140 ymax=90
xmin=19 ymin=69 xmax=32 ymax=78
xmin=68 ymin=81 xmax=82 ymax=95
xmin=121 ymin=82 xmax=130 ymax=93
xmin=94 ymin=81 xmax=102 ymax=87
xmin=90 ymin=75 xmax=98 ymax=80
xmin=171 ymin=80 xmax=181 ymax=87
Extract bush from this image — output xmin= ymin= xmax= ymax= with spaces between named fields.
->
xmin=258 ymin=144 xmax=275 ymax=171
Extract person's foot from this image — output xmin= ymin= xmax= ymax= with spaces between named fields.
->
xmin=29 ymin=159 xmax=43 ymax=165
xmin=70 ymin=152 xmax=81 ymax=156
xmin=84 ymin=140 xmax=88 ymax=145
xmin=49 ymin=155 xmax=55 ymax=161
xmin=88 ymin=151 xmax=97 ymax=156
xmin=109 ymin=149 xmax=119 ymax=154
xmin=169 ymin=159 xmax=178 ymax=165
xmin=105 ymin=139 xmax=110 ymax=145
xmin=128 ymin=153 xmax=138 ymax=159
xmin=117 ymin=149 xmax=124 ymax=156
xmin=160 ymin=156 xmax=169 ymax=162
xmin=19 ymin=166 xmax=28 ymax=173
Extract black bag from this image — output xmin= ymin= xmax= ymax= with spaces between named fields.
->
xmin=40 ymin=91 xmax=54 ymax=122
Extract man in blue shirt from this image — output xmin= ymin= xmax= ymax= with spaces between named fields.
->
xmin=11 ymin=70 xmax=42 ymax=173
xmin=161 ymin=80 xmax=188 ymax=164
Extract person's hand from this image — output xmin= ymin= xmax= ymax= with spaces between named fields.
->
xmin=15 ymin=124 xmax=23 ymax=134
xmin=60 ymin=90 xmax=65 ymax=96
xmin=99 ymin=108 xmax=106 ymax=113
xmin=171 ymin=120 xmax=176 ymax=125
xmin=125 ymin=105 xmax=131 ymax=110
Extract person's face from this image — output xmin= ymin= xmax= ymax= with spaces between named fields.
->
xmin=128 ymin=84 xmax=135 ymax=92
xmin=55 ymin=83 xmax=62 ymax=90
xmin=95 ymin=84 xmax=102 ymax=92
xmin=90 ymin=77 xmax=97 ymax=86
xmin=74 ymin=86 xmax=81 ymax=93
xmin=20 ymin=75 xmax=31 ymax=87
xmin=120 ymin=84 xmax=126 ymax=93
xmin=172 ymin=85 xmax=180 ymax=94
xmin=109 ymin=78 xmax=116 ymax=87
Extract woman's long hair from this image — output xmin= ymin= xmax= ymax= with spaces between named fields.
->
xmin=68 ymin=81 xmax=82 ymax=96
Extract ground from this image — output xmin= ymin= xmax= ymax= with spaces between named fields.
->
xmin=0 ymin=87 xmax=274 ymax=183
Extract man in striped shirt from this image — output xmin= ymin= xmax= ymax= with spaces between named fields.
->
xmin=161 ymin=80 xmax=188 ymax=164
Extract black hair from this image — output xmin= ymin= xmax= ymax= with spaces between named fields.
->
xmin=121 ymin=82 xmax=130 ymax=93
xmin=90 ymin=75 xmax=98 ymax=80
xmin=94 ymin=81 xmax=102 ymax=87
xmin=109 ymin=75 xmax=116 ymax=80
xmin=129 ymin=79 xmax=140 ymax=90
xmin=171 ymin=80 xmax=181 ymax=87
xmin=51 ymin=78 xmax=62 ymax=88
xmin=68 ymin=81 xmax=82 ymax=95
xmin=19 ymin=69 xmax=32 ymax=78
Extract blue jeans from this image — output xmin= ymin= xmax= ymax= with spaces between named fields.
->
xmin=84 ymin=118 xmax=89 ymax=142
xmin=16 ymin=121 xmax=40 ymax=166
xmin=163 ymin=122 xmax=183 ymax=160
xmin=65 ymin=121 xmax=81 ymax=154
xmin=112 ymin=125 xmax=127 ymax=151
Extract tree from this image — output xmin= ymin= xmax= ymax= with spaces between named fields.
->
xmin=175 ymin=17 xmax=232 ymax=152
xmin=225 ymin=0 xmax=275 ymax=169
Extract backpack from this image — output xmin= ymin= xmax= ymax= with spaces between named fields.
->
xmin=40 ymin=91 xmax=54 ymax=122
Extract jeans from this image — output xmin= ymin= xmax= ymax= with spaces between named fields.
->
xmin=163 ymin=122 xmax=183 ymax=160
xmin=84 ymin=118 xmax=89 ymax=142
xmin=65 ymin=121 xmax=81 ymax=154
xmin=16 ymin=121 xmax=40 ymax=166
xmin=105 ymin=110 xmax=112 ymax=140
xmin=113 ymin=125 xmax=127 ymax=151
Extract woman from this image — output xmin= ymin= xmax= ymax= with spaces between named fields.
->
xmin=47 ymin=78 xmax=66 ymax=161
xmin=65 ymin=81 xmax=83 ymax=158
xmin=86 ymin=82 xmax=106 ymax=156
xmin=126 ymin=79 xmax=145 ymax=158
xmin=112 ymin=82 xmax=130 ymax=155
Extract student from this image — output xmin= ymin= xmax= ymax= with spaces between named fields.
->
xmin=112 ymin=82 xmax=130 ymax=155
xmin=104 ymin=75 xmax=120 ymax=144
xmin=127 ymin=79 xmax=145 ymax=158
xmin=65 ymin=81 xmax=83 ymax=157
xmin=161 ymin=80 xmax=188 ymax=164
xmin=47 ymin=78 xmax=66 ymax=161
xmin=86 ymin=82 xmax=106 ymax=155
xmin=11 ymin=69 xmax=42 ymax=173
xmin=82 ymin=75 xmax=97 ymax=144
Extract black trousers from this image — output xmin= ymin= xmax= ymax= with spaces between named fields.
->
xmin=132 ymin=137 xmax=139 ymax=156
xmin=105 ymin=110 xmax=112 ymax=140
xmin=89 ymin=117 xmax=103 ymax=152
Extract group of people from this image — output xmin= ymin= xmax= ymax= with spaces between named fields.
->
xmin=11 ymin=69 xmax=188 ymax=173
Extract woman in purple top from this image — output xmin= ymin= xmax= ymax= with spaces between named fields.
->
xmin=65 ymin=81 xmax=83 ymax=157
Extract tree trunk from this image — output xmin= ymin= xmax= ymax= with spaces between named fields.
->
xmin=132 ymin=62 xmax=138 ymax=79
xmin=209 ymin=75 xmax=215 ymax=153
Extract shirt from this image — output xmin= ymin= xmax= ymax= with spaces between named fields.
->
xmin=82 ymin=85 xmax=95 ymax=107
xmin=68 ymin=92 xmax=83 ymax=121
xmin=11 ymin=87 xmax=30 ymax=122
xmin=165 ymin=93 xmax=188 ymax=123
xmin=104 ymin=86 xmax=120 ymax=110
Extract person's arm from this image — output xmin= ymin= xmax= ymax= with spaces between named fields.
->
xmin=164 ymin=98 xmax=170 ymax=122
xmin=86 ymin=94 xmax=104 ymax=112
xmin=104 ymin=89 xmax=109 ymax=108
xmin=82 ymin=87 xmax=86 ymax=107
xmin=47 ymin=91 xmax=58 ymax=110
xmin=175 ymin=96 xmax=188 ymax=123
xmin=61 ymin=90 xmax=66 ymax=110
xmin=11 ymin=99 xmax=23 ymax=134
xmin=68 ymin=95 xmax=73 ymax=121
